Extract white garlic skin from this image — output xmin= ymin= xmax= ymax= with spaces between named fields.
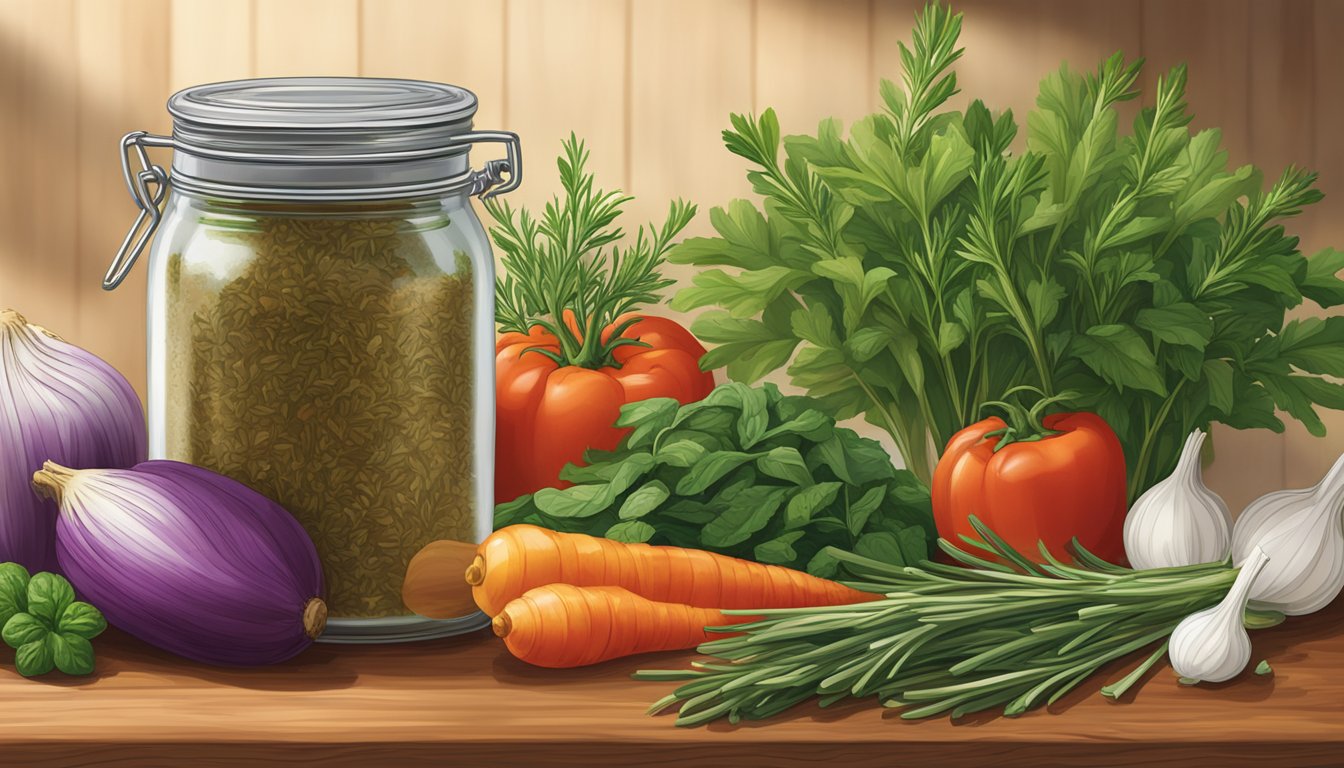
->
xmin=1169 ymin=547 xmax=1270 ymax=683
xmin=1124 ymin=429 xmax=1232 ymax=570
xmin=1230 ymin=452 xmax=1344 ymax=616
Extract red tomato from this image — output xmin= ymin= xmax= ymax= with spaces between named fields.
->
xmin=495 ymin=315 xmax=714 ymax=504
xmin=931 ymin=412 xmax=1129 ymax=566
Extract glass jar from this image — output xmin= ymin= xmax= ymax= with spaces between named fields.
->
xmin=108 ymin=78 xmax=521 ymax=643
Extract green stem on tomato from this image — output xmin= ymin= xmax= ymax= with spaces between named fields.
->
xmin=979 ymin=385 xmax=1079 ymax=452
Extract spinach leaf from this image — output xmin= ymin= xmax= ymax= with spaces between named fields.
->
xmin=495 ymin=383 xmax=936 ymax=573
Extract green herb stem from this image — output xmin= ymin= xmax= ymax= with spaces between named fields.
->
xmin=487 ymin=135 xmax=693 ymax=369
xmin=636 ymin=523 xmax=1242 ymax=725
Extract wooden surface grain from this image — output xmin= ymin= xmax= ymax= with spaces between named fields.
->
xmin=2 ymin=599 xmax=1340 ymax=767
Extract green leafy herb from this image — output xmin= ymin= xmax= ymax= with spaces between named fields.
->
xmin=671 ymin=2 xmax=1344 ymax=499
xmin=636 ymin=518 xmax=1246 ymax=725
xmin=495 ymin=382 xmax=936 ymax=574
xmin=486 ymin=134 xmax=696 ymax=369
xmin=0 ymin=565 xmax=106 ymax=677
xmin=1254 ymin=659 xmax=1273 ymax=676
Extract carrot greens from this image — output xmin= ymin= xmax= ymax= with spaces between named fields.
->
xmin=670 ymin=2 xmax=1344 ymax=498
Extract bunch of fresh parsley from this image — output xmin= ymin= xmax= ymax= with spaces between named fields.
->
xmin=670 ymin=2 xmax=1344 ymax=498
xmin=495 ymin=383 xmax=935 ymax=575
xmin=0 ymin=563 xmax=106 ymax=677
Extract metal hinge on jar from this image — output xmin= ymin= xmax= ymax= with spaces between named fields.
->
xmin=107 ymin=131 xmax=172 ymax=291
xmin=457 ymin=131 xmax=523 ymax=198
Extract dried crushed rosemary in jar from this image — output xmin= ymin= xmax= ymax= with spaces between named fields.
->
xmin=167 ymin=214 xmax=476 ymax=617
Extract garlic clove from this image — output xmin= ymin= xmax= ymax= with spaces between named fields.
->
xmin=1124 ymin=429 xmax=1232 ymax=570
xmin=1169 ymin=546 xmax=1270 ymax=683
xmin=1230 ymin=451 xmax=1344 ymax=616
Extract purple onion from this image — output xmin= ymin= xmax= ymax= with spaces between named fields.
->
xmin=32 ymin=459 xmax=326 ymax=666
xmin=0 ymin=309 xmax=146 ymax=573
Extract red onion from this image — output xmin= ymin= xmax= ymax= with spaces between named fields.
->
xmin=0 ymin=309 xmax=145 ymax=572
xmin=31 ymin=460 xmax=326 ymax=666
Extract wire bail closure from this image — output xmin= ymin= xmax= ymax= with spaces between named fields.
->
xmin=459 ymin=131 xmax=522 ymax=198
xmin=105 ymin=129 xmax=522 ymax=291
xmin=107 ymin=131 xmax=172 ymax=291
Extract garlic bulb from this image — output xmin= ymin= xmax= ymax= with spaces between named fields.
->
xmin=0 ymin=309 xmax=146 ymax=573
xmin=1230 ymin=451 xmax=1344 ymax=616
xmin=1169 ymin=546 xmax=1270 ymax=683
xmin=1124 ymin=429 xmax=1231 ymax=570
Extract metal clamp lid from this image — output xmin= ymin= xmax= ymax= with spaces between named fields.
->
xmin=106 ymin=131 xmax=171 ymax=291
xmin=106 ymin=128 xmax=522 ymax=291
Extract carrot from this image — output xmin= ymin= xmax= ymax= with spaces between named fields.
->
xmin=465 ymin=524 xmax=878 ymax=617
xmin=492 ymin=584 xmax=753 ymax=668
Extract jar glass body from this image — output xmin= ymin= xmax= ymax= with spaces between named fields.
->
xmin=145 ymin=190 xmax=494 ymax=643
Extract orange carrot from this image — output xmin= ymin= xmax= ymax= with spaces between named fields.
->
xmin=492 ymin=584 xmax=752 ymax=668
xmin=465 ymin=524 xmax=878 ymax=617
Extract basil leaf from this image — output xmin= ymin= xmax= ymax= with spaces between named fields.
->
xmin=0 ymin=563 xmax=30 ymax=625
xmin=617 ymin=481 xmax=670 ymax=520
xmin=14 ymin=638 xmax=54 ymax=677
xmin=49 ymin=632 xmax=95 ymax=676
xmin=604 ymin=520 xmax=656 ymax=544
xmin=3 ymin=612 xmax=47 ymax=648
xmin=756 ymin=446 xmax=812 ymax=486
xmin=58 ymin=602 xmax=107 ymax=640
xmin=26 ymin=572 xmax=75 ymax=627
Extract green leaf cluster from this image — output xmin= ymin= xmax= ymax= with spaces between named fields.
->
xmin=0 ymin=563 xmax=106 ymax=677
xmin=670 ymin=2 xmax=1344 ymax=499
xmin=495 ymin=382 xmax=936 ymax=575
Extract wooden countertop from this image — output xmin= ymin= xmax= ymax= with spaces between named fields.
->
xmin=4 ymin=600 xmax=1343 ymax=767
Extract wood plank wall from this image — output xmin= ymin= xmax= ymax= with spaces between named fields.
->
xmin=0 ymin=0 xmax=1339 ymax=511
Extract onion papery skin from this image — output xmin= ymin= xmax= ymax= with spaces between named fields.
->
xmin=45 ymin=460 xmax=326 ymax=666
xmin=0 ymin=310 xmax=146 ymax=572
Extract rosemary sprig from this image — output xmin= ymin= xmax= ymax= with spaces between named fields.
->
xmin=635 ymin=517 xmax=1254 ymax=726
xmin=485 ymin=134 xmax=696 ymax=369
